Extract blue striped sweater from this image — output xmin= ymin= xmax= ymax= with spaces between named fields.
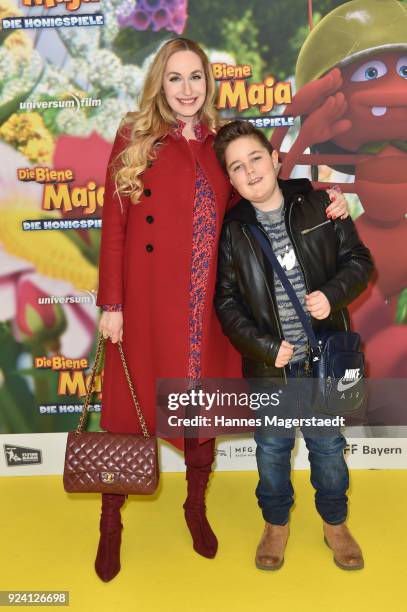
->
xmin=254 ymin=202 xmax=309 ymax=363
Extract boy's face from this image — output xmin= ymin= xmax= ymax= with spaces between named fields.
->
xmin=224 ymin=136 xmax=280 ymax=204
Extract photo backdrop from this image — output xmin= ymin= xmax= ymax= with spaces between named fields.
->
xmin=1 ymin=0 xmax=406 ymax=471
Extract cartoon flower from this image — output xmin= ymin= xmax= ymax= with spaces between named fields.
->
xmin=19 ymin=137 xmax=53 ymax=165
xmin=52 ymin=131 xmax=113 ymax=260
xmin=53 ymin=131 xmax=113 ymax=188
xmin=0 ymin=48 xmax=17 ymax=82
xmin=119 ymin=0 xmax=188 ymax=34
xmin=129 ymin=8 xmax=151 ymax=30
xmin=56 ymin=108 xmax=91 ymax=138
xmin=0 ymin=0 xmax=22 ymax=19
xmin=151 ymin=7 xmax=170 ymax=31
xmin=121 ymin=64 xmax=145 ymax=99
xmin=88 ymin=50 xmax=123 ymax=91
xmin=34 ymin=64 xmax=73 ymax=98
xmin=16 ymin=276 xmax=67 ymax=345
xmin=87 ymin=99 xmax=131 ymax=141
xmin=4 ymin=31 xmax=33 ymax=60
xmin=0 ymin=113 xmax=54 ymax=164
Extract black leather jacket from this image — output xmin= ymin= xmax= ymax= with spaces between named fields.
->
xmin=214 ymin=178 xmax=374 ymax=382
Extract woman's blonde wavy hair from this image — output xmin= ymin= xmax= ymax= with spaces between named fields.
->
xmin=113 ymin=38 xmax=219 ymax=204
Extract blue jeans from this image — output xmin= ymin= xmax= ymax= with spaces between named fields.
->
xmin=253 ymin=359 xmax=349 ymax=525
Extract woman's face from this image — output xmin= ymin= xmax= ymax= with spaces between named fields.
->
xmin=162 ymin=50 xmax=207 ymax=121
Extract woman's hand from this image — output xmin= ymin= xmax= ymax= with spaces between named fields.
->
xmin=326 ymin=186 xmax=349 ymax=220
xmin=99 ymin=311 xmax=123 ymax=344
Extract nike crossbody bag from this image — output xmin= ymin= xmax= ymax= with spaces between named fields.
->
xmin=249 ymin=224 xmax=366 ymax=418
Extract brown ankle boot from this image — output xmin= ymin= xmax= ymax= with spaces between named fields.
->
xmin=255 ymin=522 xmax=289 ymax=571
xmin=95 ymin=493 xmax=126 ymax=582
xmin=323 ymin=521 xmax=364 ymax=570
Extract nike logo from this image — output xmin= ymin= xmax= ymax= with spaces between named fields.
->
xmin=337 ymin=376 xmax=362 ymax=392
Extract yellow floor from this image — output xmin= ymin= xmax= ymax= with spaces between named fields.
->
xmin=0 ymin=470 xmax=406 ymax=612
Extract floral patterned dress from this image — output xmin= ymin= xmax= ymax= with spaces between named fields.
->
xmin=187 ymin=162 xmax=217 ymax=381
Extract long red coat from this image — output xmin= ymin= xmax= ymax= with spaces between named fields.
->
xmin=97 ymin=122 xmax=242 ymax=450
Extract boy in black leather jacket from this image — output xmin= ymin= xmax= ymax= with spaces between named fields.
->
xmin=214 ymin=120 xmax=373 ymax=572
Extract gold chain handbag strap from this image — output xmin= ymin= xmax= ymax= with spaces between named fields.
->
xmin=75 ymin=335 xmax=150 ymax=438
xmin=116 ymin=340 xmax=150 ymax=438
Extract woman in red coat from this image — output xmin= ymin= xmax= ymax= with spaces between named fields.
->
xmin=95 ymin=37 xmax=348 ymax=582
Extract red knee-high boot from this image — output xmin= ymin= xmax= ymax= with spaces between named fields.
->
xmin=95 ymin=493 xmax=126 ymax=582
xmin=183 ymin=438 xmax=218 ymax=559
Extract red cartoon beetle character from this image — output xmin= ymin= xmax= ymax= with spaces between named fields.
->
xmin=272 ymin=0 xmax=407 ymax=378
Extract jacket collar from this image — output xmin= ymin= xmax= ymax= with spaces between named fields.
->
xmin=224 ymin=178 xmax=313 ymax=224
xmin=168 ymin=119 xmax=213 ymax=143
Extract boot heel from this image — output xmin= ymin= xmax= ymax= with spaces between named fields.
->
xmin=183 ymin=471 xmax=218 ymax=558
xmin=183 ymin=504 xmax=218 ymax=558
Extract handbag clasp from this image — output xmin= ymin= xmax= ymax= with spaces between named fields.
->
xmin=100 ymin=472 xmax=117 ymax=484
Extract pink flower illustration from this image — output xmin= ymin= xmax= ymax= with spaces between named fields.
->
xmin=16 ymin=276 xmax=67 ymax=344
xmin=119 ymin=0 xmax=188 ymax=35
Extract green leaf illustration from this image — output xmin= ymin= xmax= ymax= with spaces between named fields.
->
xmin=396 ymin=289 xmax=407 ymax=324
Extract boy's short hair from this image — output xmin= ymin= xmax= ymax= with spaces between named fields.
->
xmin=214 ymin=120 xmax=274 ymax=171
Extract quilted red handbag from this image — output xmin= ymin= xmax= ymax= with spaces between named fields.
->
xmin=63 ymin=336 xmax=159 ymax=495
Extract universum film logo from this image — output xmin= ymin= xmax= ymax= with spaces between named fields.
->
xmin=37 ymin=290 xmax=97 ymax=306
xmin=19 ymin=92 xmax=102 ymax=112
